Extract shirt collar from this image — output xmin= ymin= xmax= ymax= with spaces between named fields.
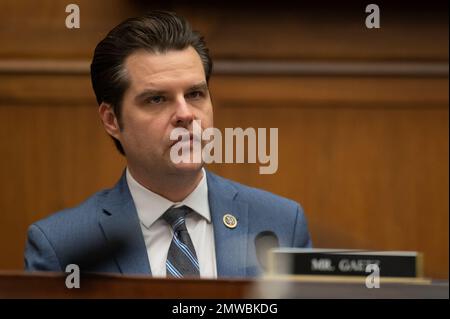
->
xmin=126 ymin=168 xmax=210 ymax=229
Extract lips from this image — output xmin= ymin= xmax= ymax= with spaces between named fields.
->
xmin=170 ymin=133 xmax=198 ymax=147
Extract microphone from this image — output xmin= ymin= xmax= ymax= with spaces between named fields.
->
xmin=254 ymin=231 xmax=279 ymax=272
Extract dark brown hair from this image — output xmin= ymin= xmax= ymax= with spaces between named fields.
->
xmin=90 ymin=11 xmax=212 ymax=155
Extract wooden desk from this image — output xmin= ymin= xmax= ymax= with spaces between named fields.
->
xmin=0 ymin=272 xmax=447 ymax=299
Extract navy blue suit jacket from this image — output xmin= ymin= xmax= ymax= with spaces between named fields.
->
xmin=25 ymin=170 xmax=312 ymax=277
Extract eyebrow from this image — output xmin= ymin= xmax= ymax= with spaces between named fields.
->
xmin=134 ymin=81 xmax=208 ymax=103
xmin=188 ymin=82 xmax=208 ymax=92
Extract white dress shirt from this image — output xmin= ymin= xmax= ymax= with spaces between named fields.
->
xmin=126 ymin=168 xmax=217 ymax=278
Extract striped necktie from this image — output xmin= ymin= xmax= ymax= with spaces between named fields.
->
xmin=162 ymin=205 xmax=200 ymax=278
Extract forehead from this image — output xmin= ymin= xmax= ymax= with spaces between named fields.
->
xmin=123 ymin=47 xmax=206 ymax=92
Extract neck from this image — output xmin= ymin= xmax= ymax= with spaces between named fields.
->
xmin=128 ymin=166 xmax=204 ymax=202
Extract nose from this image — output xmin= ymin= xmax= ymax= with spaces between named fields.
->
xmin=172 ymin=96 xmax=194 ymax=128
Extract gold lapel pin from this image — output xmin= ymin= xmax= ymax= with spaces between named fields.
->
xmin=223 ymin=213 xmax=238 ymax=229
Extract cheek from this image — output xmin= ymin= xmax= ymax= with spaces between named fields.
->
xmin=135 ymin=121 xmax=165 ymax=142
xmin=121 ymin=115 xmax=160 ymax=145
xmin=199 ymin=103 xmax=214 ymax=127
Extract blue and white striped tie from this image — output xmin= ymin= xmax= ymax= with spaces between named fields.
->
xmin=162 ymin=206 xmax=200 ymax=278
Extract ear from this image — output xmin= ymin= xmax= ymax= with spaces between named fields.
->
xmin=98 ymin=102 xmax=121 ymax=140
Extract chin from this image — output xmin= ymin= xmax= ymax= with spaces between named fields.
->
xmin=171 ymin=162 xmax=204 ymax=175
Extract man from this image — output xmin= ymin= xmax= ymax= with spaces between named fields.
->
xmin=24 ymin=11 xmax=312 ymax=278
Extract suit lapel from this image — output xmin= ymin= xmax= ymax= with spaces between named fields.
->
xmin=206 ymin=171 xmax=249 ymax=277
xmin=98 ymin=172 xmax=151 ymax=275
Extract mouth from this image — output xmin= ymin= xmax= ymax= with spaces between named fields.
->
xmin=170 ymin=133 xmax=196 ymax=147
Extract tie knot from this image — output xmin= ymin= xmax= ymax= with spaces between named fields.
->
xmin=162 ymin=205 xmax=191 ymax=231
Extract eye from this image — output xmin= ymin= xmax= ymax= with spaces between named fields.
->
xmin=145 ymin=96 xmax=166 ymax=104
xmin=186 ymin=91 xmax=204 ymax=99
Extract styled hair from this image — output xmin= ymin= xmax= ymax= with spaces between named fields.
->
xmin=90 ymin=11 xmax=212 ymax=154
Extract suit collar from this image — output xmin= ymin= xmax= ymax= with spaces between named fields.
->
xmin=98 ymin=171 xmax=151 ymax=275
xmin=126 ymin=167 xmax=211 ymax=229
xmin=206 ymin=171 xmax=249 ymax=278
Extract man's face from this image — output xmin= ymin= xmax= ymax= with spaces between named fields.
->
xmin=108 ymin=47 xmax=213 ymax=178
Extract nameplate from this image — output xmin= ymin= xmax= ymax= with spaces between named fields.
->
xmin=269 ymin=248 xmax=423 ymax=278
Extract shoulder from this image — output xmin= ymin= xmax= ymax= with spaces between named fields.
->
xmin=24 ymin=187 xmax=114 ymax=271
xmin=206 ymin=170 xmax=312 ymax=247
xmin=206 ymin=170 xmax=301 ymax=214
xmin=31 ymin=188 xmax=110 ymax=234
